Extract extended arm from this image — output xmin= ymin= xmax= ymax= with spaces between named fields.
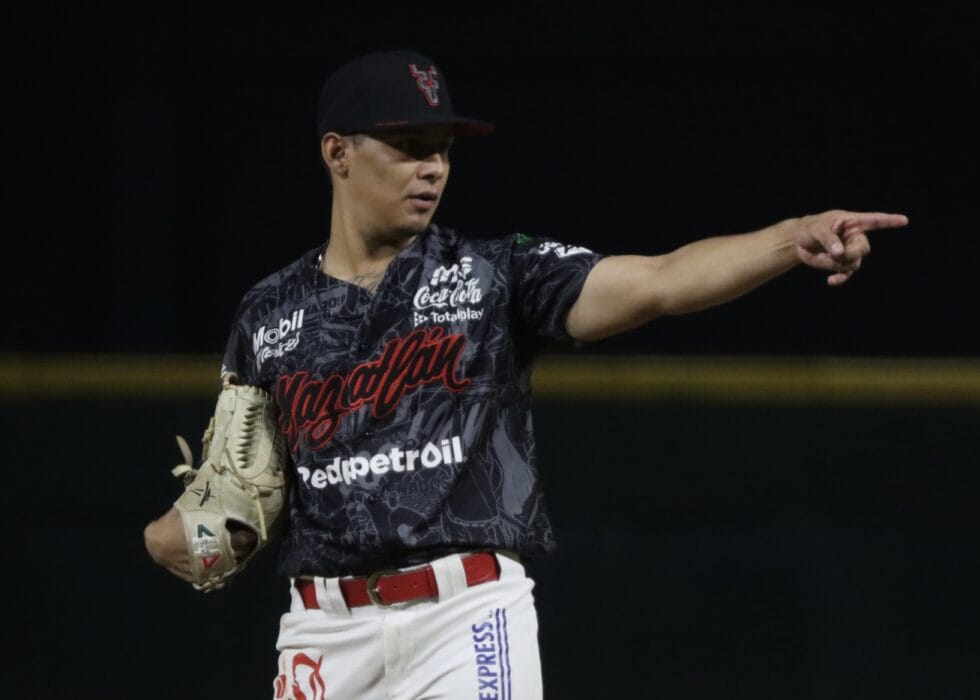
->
xmin=565 ymin=210 xmax=908 ymax=342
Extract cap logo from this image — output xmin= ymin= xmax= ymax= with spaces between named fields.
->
xmin=408 ymin=64 xmax=440 ymax=107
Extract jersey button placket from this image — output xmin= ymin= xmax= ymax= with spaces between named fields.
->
xmin=353 ymin=301 xmax=374 ymax=358
xmin=350 ymin=327 xmax=370 ymax=358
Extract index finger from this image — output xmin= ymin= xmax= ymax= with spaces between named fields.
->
xmin=834 ymin=212 xmax=909 ymax=233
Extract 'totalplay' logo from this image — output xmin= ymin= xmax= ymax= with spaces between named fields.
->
xmin=413 ymin=256 xmax=485 ymax=327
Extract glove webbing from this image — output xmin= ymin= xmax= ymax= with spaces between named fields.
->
xmin=171 ymin=401 xmax=275 ymax=541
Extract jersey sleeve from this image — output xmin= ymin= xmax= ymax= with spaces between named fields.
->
xmin=219 ymin=291 xmax=260 ymax=387
xmin=508 ymin=233 xmax=606 ymax=344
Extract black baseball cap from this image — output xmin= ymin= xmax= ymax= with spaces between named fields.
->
xmin=316 ymin=50 xmax=494 ymax=140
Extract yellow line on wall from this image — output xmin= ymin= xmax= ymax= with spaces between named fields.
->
xmin=531 ymin=355 xmax=980 ymax=404
xmin=0 ymin=354 xmax=221 ymax=399
xmin=1 ymin=353 xmax=979 ymax=404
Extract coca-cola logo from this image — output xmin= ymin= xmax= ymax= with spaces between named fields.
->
xmin=414 ymin=277 xmax=482 ymax=309
xmin=414 ymin=257 xmax=484 ymax=311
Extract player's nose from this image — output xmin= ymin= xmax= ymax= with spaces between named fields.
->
xmin=418 ymin=151 xmax=449 ymax=182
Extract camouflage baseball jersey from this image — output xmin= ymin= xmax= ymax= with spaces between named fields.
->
xmin=221 ymin=224 xmax=604 ymax=577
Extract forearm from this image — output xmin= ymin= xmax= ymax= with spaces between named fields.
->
xmin=653 ymin=218 xmax=801 ymax=315
xmin=566 ymin=219 xmax=801 ymax=341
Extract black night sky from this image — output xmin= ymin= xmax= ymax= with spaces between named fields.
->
xmin=4 ymin=6 xmax=977 ymax=358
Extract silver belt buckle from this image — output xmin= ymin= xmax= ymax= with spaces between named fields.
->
xmin=365 ymin=569 xmax=398 ymax=606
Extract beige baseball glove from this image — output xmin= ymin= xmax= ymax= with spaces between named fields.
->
xmin=172 ymin=379 xmax=289 ymax=591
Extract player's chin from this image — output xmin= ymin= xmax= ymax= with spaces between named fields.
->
xmin=399 ymin=211 xmax=437 ymax=235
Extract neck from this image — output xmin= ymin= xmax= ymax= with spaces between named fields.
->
xmin=321 ymin=207 xmax=422 ymax=285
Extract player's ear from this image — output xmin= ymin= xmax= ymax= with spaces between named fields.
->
xmin=320 ymin=132 xmax=349 ymax=178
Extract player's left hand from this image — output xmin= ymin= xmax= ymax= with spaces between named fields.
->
xmin=793 ymin=210 xmax=908 ymax=286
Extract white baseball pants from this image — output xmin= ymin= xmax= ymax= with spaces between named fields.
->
xmin=272 ymin=553 xmax=543 ymax=699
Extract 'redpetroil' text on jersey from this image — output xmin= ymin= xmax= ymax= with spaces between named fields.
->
xmin=295 ymin=436 xmax=466 ymax=489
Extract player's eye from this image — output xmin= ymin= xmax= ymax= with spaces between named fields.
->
xmin=396 ymin=138 xmax=451 ymax=160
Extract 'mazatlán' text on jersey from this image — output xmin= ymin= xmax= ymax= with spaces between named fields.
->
xmin=221 ymin=225 xmax=604 ymax=577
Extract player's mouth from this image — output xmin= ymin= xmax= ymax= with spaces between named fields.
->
xmin=407 ymin=192 xmax=439 ymax=210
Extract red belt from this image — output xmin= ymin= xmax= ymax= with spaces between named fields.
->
xmin=296 ymin=552 xmax=500 ymax=608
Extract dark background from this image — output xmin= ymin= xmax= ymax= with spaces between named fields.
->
xmin=2 ymin=5 xmax=977 ymax=357
xmin=3 ymin=5 xmax=980 ymax=700
xmin=7 ymin=398 xmax=980 ymax=699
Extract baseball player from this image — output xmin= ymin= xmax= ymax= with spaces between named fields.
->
xmin=144 ymin=49 xmax=908 ymax=699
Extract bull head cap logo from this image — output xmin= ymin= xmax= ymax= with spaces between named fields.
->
xmin=408 ymin=64 xmax=440 ymax=106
